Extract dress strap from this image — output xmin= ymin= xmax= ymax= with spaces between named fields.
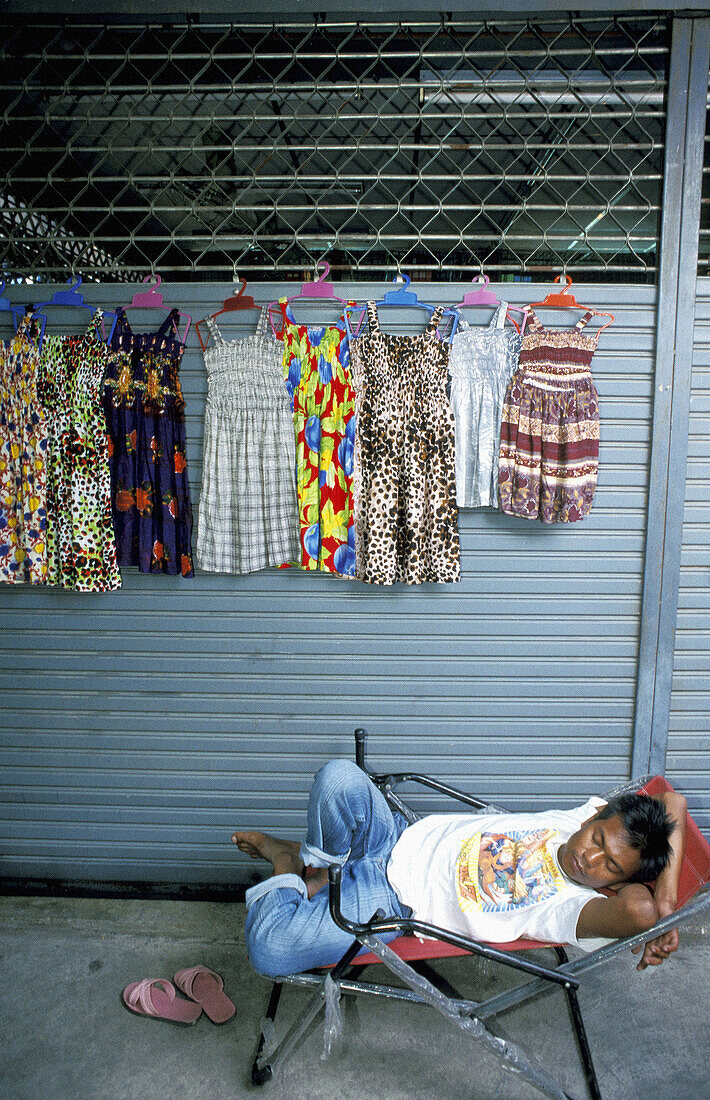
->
xmin=255 ymin=305 xmax=270 ymax=336
xmin=525 ymin=309 xmax=544 ymax=333
xmin=86 ymin=308 xmax=104 ymax=341
xmin=425 ymin=306 xmax=446 ymax=336
xmin=575 ymin=310 xmax=595 ymax=331
xmin=205 ymin=315 xmax=225 ymax=346
xmin=158 ymin=307 xmax=181 ymax=340
xmin=279 ymin=296 xmax=295 ymax=326
xmin=16 ymin=311 xmax=37 ymax=342
xmin=492 ymin=301 xmax=508 ymax=329
xmin=366 ymin=301 xmax=380 ymax=333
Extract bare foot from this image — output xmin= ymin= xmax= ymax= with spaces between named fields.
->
xmin=231 ymin=830 xmax=304 ymax=878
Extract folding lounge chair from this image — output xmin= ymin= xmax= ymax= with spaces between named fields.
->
xmin=250 ymin=729 xmax=710 ymax=1100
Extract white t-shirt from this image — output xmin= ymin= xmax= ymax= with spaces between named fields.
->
xmin=386 ymin=798 xmax=613 ymax=952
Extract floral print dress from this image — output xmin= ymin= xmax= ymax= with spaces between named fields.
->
xmin=278 ymin=298 xmax=356 ymax=575
xmin=39 ymin=310 xmax=121 ymax=591
xmin=102 ymin=307 xmax=193 ymax=576
xmin=0 ymin=313 xmax=48 ymax=583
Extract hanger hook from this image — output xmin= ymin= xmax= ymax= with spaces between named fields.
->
xmin=314 ymin=260 xmax=330 ymax=282
xmin=67 ymin=274 xmax=82 ymax=292
xmin=143 ymin=273 xmax=162 ymax=291
xmin=554 ymin=274 xmax=572 ymax=289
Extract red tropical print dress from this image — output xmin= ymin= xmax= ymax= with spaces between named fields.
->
xmin=278 ymin=298 xmax=356 ymax=576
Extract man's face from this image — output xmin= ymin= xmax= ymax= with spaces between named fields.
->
xmin=557 ymin=812 xmax=642 ymax=889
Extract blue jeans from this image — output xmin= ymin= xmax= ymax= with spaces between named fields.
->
xmin=245 ymin=759 xmax=411 ymax=977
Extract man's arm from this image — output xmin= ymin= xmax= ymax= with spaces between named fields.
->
xmin=576 ymin=791 xmax=688 ymax=968
xmin=632 ymin=790 xmax=687 ymax=970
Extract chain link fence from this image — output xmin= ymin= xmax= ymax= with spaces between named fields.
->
xmin=0 ymin=13 xmax=670 ymax=283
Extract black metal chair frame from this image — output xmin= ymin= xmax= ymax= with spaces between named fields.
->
xmin=250 ymin=729 xmax=710 ymax=1100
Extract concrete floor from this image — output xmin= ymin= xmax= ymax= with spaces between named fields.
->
xmin=1 ymin=895 xmax=709 ymax=1100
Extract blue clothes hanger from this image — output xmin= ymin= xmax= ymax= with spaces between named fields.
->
xmin=0 ymin=281 xmax=47 ymax=347
xmin=344 ymin=274 xmax=458 ymax=339
xmin=33 ymin=276 xmax=117 ymax=348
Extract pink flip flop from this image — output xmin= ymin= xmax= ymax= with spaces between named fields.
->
xmin=122 ymin=978 xmax=202 ymax=1025
xmin=173 ymin=965 xmax=236 ymax=1024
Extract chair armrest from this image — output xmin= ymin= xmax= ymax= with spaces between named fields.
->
xmin=326 ymin=865 xmax=579 ymax=990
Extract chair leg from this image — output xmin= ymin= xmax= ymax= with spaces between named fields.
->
xmin=553 ymin=947 xmax=602 ymax=1100
xmin=251 ymin=981 xmax=283 ymax=1086
xmin=251 ymin=938 xmax=365 ymax=1083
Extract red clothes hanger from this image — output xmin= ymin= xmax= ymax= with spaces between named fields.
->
xmin=268 ymin=261 xmax=352 ymax=338
xmin=195 ymin=278 xmax=259 ymax=351
xmin=118 ymin=274 xmax=192 ymax=343
xmin=527 ymin=275 xmax=614 ymax=331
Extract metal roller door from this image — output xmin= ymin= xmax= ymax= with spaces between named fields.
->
xmin=0 ymin=280 xmax=658 ymax=886
xmin=667 ymin=279 xmax=710 ymax=833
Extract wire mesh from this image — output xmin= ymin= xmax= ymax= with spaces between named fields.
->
xmin=0 ymin=13 xmax=670 ymax=282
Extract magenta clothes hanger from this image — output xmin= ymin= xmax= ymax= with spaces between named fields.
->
xmin=455 ymin=274 xmax=528 ymax=333
xmin=119 ymin=275 xmax=192 ymax=343
xmin=268 ymin=261 xmax=355 ymax=337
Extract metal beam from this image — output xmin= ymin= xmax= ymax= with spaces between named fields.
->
xmin=632 ymin=14 xmax=710 ymax=776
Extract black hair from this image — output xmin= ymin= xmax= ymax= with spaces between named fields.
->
xmin=596 ymin=794 xmax=675 ymax=883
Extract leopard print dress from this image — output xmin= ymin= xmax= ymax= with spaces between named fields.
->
xmin=349 ymin=302 xmax=460 ymax=585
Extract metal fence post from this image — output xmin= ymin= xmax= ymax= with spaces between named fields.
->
xmin=632 ymin=14 xmax=710 ymax=776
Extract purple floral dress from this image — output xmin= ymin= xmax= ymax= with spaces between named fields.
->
xmin=102 ymin=307 xmax=194 ymax=576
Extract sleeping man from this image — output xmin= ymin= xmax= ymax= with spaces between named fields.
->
xmin=234 ymin=759 xmax=686 ymax=979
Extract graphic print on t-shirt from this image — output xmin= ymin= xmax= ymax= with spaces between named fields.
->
xmin=456 ymin=828 xmax=565 ymax=913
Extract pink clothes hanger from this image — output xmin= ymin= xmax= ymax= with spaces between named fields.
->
xmin=455 ymin=274 xmax=528 ymax=333
xmin=195 ymin=277 xmax=259 ymax=351
xmin=268 ymin=261 xmax=353 ymax=338
xmin=119 ymin=274 xmax=192 ymax=343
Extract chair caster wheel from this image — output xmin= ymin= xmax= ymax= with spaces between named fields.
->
xmin=251 ymin=1063 xmax=273 ymax=1087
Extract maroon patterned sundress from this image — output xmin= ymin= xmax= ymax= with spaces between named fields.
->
xmin=498 ymin=310 xmax=600 ymax=523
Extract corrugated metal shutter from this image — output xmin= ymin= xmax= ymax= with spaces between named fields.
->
xmin=0 ymin=281 xmax=657 ymax=885
xmin=666 ymin=276 xmax=710 ymax=832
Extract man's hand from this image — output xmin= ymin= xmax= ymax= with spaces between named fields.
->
xmin=631 ymin=898 xmax=679 ymax=970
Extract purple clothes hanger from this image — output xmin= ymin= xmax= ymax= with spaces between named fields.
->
xmin=119 ymin=274 xmax=192 ymax=343
xmin=455 ymin=274 xmax=528 ymax=333
xmin=268 ymin=261 xmax=354 ymax=337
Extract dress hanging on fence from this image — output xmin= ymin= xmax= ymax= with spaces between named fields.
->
xmin=39 ymin=310 xmax=121 ymax=591
xmin=498 ymin=310 xmax=600 ymax=523
xmin=448 ymin=302 xmax=522 ymax=509
xmin=349 ymin=302 xmax=460 ymax=585
xmin=0 ymin=313 xmax=48 ymax=583
xmin=278 ymin=297 xmax=356 ymax=576
xmin=102 ymin=307 xmax=193 ymax=576
xmin=196 ymin=308 xmax=300 ymax=574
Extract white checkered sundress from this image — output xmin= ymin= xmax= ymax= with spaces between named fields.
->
xmin=196 ymin=307 xmax=300 ymax=574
